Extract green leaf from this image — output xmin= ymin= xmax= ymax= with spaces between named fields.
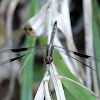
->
xmin=92 ymin=0 xmax=100 ymax=85
xmin=20 ymin=36 xmax=36 ymax=100
xmin=20 ymin=0 xmax=40 ymax=100
xmin=54 ymin=50 xmax=96 ymax=100
xmin=33 ymin=35 xmax=47 ymax=82
xmin=64 ymin=84 xmax=95 ymax=100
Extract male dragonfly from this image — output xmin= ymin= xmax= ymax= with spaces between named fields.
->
xmin=0 ymin=21 xmax=99 ymax=71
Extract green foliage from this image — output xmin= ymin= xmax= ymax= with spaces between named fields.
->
xmin=54 ymin=50 xmax=96 ymax=100
xmin=33 ymin=34 xmax=47 ymax=82
xmin=20 ymin=0 xmax=40 ymax=100
xmin=92 ymin=0 xmax=100 ymax=85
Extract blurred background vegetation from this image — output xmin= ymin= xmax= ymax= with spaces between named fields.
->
xmin=0 ymin=0 xmax=100 ymax=100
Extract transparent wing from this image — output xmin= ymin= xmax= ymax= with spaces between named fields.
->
xmin=54 ymin=45 xmax=98 ymax=71
xmin=54 ymin=45 xmax=100 ymax=61
xmin=0 ymin=45 xmax=47 ymax=53
xmin=0 ymin=46 xmax=47 ymax=65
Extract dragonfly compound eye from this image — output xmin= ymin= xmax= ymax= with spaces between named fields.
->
xmin=49 ymin=57 xmax=53 ymax=62
xmin=45 ymin=57 xmax=53 ymax=64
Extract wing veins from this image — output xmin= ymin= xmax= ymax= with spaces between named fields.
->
xmin=0 ymin=46 xmax=46 ymax=65
xmin=55 ymin=48 xmax=96 ymax=71
xmin=0 ymin=45 xmax=47 ymax=53
xmin=54 ymin=45 xmax=100 ymax=61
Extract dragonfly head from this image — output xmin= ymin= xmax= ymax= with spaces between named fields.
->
xmin=44 ymin=56 xmax=53 ymax=64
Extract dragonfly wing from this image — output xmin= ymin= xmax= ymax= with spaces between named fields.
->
xmin=67 ymin=54 xmax=96 ymax=71
xmin=54 ymin=45 xmax=100 ymax=61
xmin=54 ymin=46 xmax=96 ymax=71
xmin=0 ymin=46 xmax=47 ymax=65
xmin=0 ymin=45 xmax=47 ymax=53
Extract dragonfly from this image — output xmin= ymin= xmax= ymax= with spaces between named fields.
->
xmin=0 ymin=21 xmax=99 ymax=71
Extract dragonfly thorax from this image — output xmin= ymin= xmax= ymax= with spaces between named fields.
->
xmin=45 ymin=56 xmax=53 ymax=64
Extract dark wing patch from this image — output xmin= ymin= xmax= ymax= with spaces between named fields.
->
xmin=11 ymin=48 xmax=28 ymax=52
xmin=73 ymin=52 xmax=90 ymax=58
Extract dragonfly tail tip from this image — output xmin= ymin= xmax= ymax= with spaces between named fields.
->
xmin=55 ymin=21 xmax=57 ymax=25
